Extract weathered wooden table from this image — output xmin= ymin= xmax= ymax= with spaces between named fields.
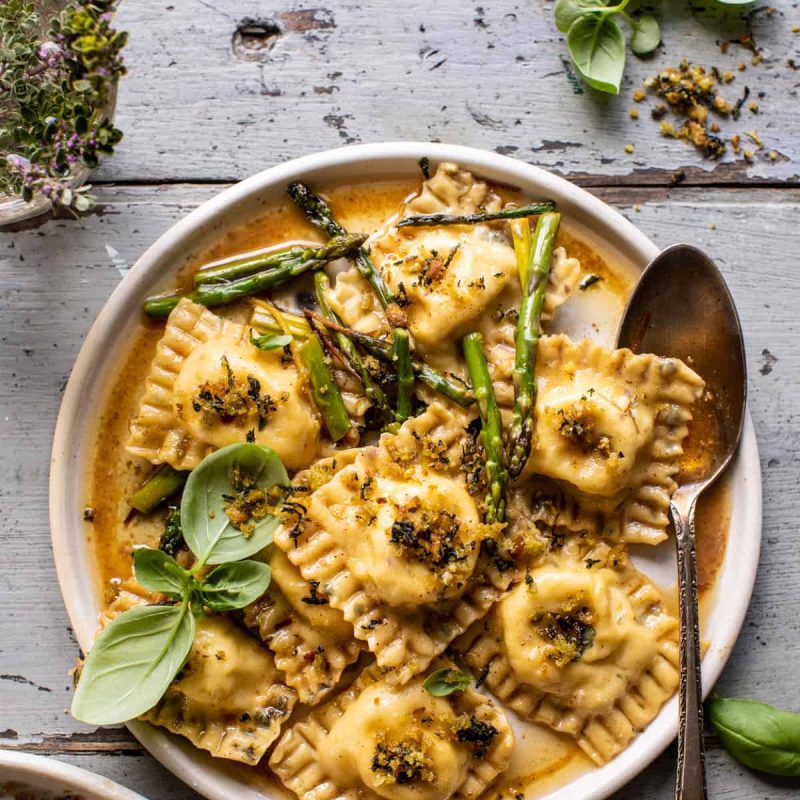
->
xmin=2 ymin=2 xmax=799 ymax=798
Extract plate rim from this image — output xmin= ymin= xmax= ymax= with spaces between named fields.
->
xmin=49 ymin=141 xmax=762 ymax=800
xmin=0 ymin=750 xmax=147 ymax=799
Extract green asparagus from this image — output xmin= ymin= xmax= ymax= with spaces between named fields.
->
xmin=193 ymin=235 xmax=361 ymax=286
xmin=143 ymin=233 xmax=366 ymax=318
xmin=287 ymin=181 xmax=394 ymax=308
xmin=304 ymin=311 xmax=474 ymax=408
xmin=507 ymin=212 xmax=560 ymax=480
xmin=250 ymin=300 xmax=312 ymax=339
xmin=299 ymin=333 xmax=351 ymax=442
xmin=314 ymin=272 xmax=393 ymax=421
xmin=128 ymin=464 xmax=188 ymax=514
xmin=463 ymin=332 xmax=508 ymax=524
xmin=392 ymin=327 xmax=414 ymax=422
xmin=396 ymin=201 xmax=556 ymax=229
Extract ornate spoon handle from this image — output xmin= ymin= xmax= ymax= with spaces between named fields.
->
xmin=671 ymin=499 xmax=708 ymax=800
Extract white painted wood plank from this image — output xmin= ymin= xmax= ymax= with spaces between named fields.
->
xmin=1 ymin=185 xmax=798 ymax=799
xmin=91 ymin=1 xmax=800 ymax=185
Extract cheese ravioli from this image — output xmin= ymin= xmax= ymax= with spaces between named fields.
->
xmin=455 ymin=539 xmax=679 ymax=764
xmin=271 ymin=662 xmax=513 ymax=800
xmin=128 ymin=299 xmax=321 ymax=471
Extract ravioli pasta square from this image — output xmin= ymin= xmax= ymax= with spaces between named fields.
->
xmin=274 ymin=404 xmax=510 ymax=684
xmin=127 ymin=298 xmax=321 ymax=471
xmin=454 ymin=539 xmax=679 ymax=765
xmin=270 ymin=662 xmax=514 ymax=800
xmin=326 ymin=163 xmax=582 ymax=355
xmin=521 ymin=334 xmax=705 ymax=544
xmin=103 ymin=588 xmax=297 ymax=765
xmin=243 ymin=549 xmax=361 ymax=705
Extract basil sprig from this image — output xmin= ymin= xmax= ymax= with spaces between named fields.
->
xmin=708 ymin=695 xmax=800 ymax=777
xmin=554 ymin=0 xmax=659 ymax=95
xmin=554 ymin=0 xmax=750 ymax=96
xmin=71 ymin=443 xmax=286 ymax=726
xmin=423 ymin=668 xmax=473 ymax=697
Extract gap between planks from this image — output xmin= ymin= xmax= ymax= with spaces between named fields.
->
xmin=0 ymin=730 xmax=730 ymax=756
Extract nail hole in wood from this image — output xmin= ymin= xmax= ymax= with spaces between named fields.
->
xmin=232 ymin=19 xmax=281 ymax=61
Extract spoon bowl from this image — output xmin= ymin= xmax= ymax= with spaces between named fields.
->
xmin=617 ymin=243 xmax=747 ymax=800
xmin=617 ymin=243 xmax=746 ymax=487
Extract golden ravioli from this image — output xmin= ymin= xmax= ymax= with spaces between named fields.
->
xmin=102 ymin=588 xmax=296 ymax=764
xmin=455 ymin=539 xmax=679 ymax=765
xmin=326 ymin=163 xmax=582 ymax=357
xmin=127 ymin=298 xmax=320 ymax=470
xmin=522 ymin=335 xmax=704 ymax=544
xmin=274 ymin=404 xmax=509 ymax=683
xmin=243 ymin=549 xmax=360 ymax=705
xmin=270 ymin=662 xmax=514 ymax=800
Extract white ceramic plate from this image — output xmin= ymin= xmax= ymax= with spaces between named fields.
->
xmin=50 ymin=143 xmax=762 ymax=800
xmin=0 ymin=750 xmax=146 ymax=799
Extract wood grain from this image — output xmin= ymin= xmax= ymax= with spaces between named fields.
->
xmin=1 ymin=184 xmax=799 ymax=798
xmin=93 ymin=1 xmax=800 ymax=187
xmin=1 ymin=0 xmax=799 ymax=796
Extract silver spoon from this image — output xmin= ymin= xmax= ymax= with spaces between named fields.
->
xmin=616 ymin=244 xmax=747 ymax=800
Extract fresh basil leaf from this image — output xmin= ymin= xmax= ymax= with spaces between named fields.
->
xmin=554 ymin=0 xmax=605 ymax=34
xmin=629 ymin=15 xmax=661 ymax=56
xmin=250 ymin=331 xmax=293 ymax=351
xmin=199 ymin=560 xmax=272 ymax=611
xmin=133 ymin=547 xmax=190 ymax=598
xmin=567 ymin=13 xmax=626 ymax=95
xmin=71 ymin=603 xmax=195 ymax=725
xmin=708 ymin=696 xmax=800 ymax=777
xmin=423 ymin=668 xmax=473 ymax=697
xmin=181 ymin=442 xmax=288 ymax=567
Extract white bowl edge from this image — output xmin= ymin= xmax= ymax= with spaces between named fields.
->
xmin=0 ymin=750 xmax=147 ymax=799
xmin=49 ymin=142 xmax=762 ymax=800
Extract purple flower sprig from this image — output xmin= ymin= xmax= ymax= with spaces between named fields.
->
xmin=0 ymin=0 xmax=127 ymax=214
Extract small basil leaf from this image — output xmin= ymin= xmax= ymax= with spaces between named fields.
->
xmin=629 ymin=15 xmax=661 ymax=56
xmin=181 ymin=443 xmax=288 ymax=566
xmin=250 ymin=331 xmax=293 ymax=351
xmin=199 ymin=560 xmax=272 ymax=611
xmin=133 ymin=547 xmax=190 ymax=597
xmin=71 ymin=603 xmax=195 ymax=725
xmin=708 ymin=696 xmax=800 ymax=777
xmin=567 ymin=13 xmax=626 ymax=95
xmin=423 ymin=668 xmax=473 ymax=697
xmin=554 ymin=0 xmax=605 ymax=34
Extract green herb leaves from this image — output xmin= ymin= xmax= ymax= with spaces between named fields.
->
xmin=71 ymin=602 xmax=195 ymax=727
xmin=249 ymin=332 xmax=293 ymax=351
xmin=423 ymin=668 xmax=473 ymax=697
xmin=133 ymin=548 xmax=190 ymax=597
xmin=71 ymin=443 xmax=286 ymax=726
xmin=708 ymin=696 xmax=800 ymax=777
xmin=628 ymin=15 xmax=661 ymax=56
xmin=199 ymin=561 xmax=272 ymax=612
xmin=560 ymin=4 xmax=626 ymax=95
xmin=181 ymin=442 xmax=287 ymax=565
xmin=0 ymin=0 xmax=126 ymax=210
xmin=553 ymin=0 xmax=661 ymax=95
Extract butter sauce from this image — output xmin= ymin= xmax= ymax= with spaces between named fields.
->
xmin=85 ymin=175 xmax=730 ymax=798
